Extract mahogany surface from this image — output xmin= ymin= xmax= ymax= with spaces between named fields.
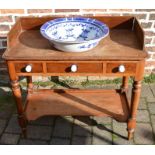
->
xmin=3 ymin=16 xmax=148 ymax=140
xmin=3 ymin=30 xmax=146 ymax=61
xmin=46 ymin=62 xmax=103 ymax=73
xmin=25 ymin=89 xmax=129 ymax=122
xmin=3 ymin=16 xmax=147 ymax=61
xmin=106 ymin=62 xmax=137 ymax=74
xmin=15 ymin=62 xmax=43 ymax=73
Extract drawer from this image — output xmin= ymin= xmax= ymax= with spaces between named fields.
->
xmin=47 ymin=62 xmax=103 ymax=74
xmin=106 ymin=62 xmax=137 ymax=74
xmin=14 ymin=63 xmax=43 ymax=73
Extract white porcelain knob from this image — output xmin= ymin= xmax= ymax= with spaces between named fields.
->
xmin=71 ymin=64 xmax=77 ymax=72
xmin=25 ymin=65 xmax=32 ymax=72
xmin=118 ymin=65 xmax=125 ymax=73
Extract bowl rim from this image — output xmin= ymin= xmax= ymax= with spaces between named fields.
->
xmin=40 ymin=17 xmax=109 ymax=44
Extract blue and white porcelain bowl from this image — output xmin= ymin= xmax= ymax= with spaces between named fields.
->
xmin=40 ymin=17 xmax=109 ymax=52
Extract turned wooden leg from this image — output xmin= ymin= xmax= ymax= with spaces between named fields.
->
xmin=127 ymin=80 xmax=142 ymax=140
xmin=11 ymin=80 xmax=27 ymax=137
xmin=26 ymin=76 xmax=33 ymax=94
xmin=121 ymin=76 xmax=129 ymax=93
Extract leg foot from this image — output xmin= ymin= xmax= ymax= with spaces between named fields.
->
xmin=18 ymin=115 xmax=27 ymax=138
xmin=127 ymin=118 xmax=136 ymax=140
xmin=128 ymin=131 xmax=134 ymax=140
xmin=22 ymin=128 xmax=27 ymax=138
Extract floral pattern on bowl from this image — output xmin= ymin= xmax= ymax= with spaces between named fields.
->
xmin=40 ymin=17 xmax=109 ymax=52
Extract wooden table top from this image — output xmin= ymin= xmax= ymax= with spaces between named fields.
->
xmin=3 ymin=16 xmax=148 ymax=61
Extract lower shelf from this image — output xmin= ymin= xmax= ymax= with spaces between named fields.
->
xmin=24 ymin=89 xmax=130 ymax=122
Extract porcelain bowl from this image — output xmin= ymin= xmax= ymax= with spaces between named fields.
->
xmin=40 ymin=17 xmax=109 ymax=52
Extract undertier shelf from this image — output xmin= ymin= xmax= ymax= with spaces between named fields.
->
xmin=24 ymin=89 xmax=130 ymax=122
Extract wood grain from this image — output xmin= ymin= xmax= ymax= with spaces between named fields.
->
xmin=14 ymin=62 xmax=43 ymax=73
xmin=25 ymin=89 xmax=129 ymax=122
xmin=47 ymin=62 xmax=103 ymax=73
xmin=106 ymin=62 xmax=137 ymax=74
xmin=3 ymin=16 xmax=147 ymax=140
xmin=3 ymin=16 xmax=148 ymax=61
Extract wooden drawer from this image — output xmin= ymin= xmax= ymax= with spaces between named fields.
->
xmin=106 ymin=62 xmax=137 ymax=74
xmin=14 ymin=62 xmax=43 ymax=73
xmin=46 ymin=62 xmax=103 ymax=74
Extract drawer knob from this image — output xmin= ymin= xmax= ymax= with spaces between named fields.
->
xmin=25 ymin=65 xmax=32 ymax=72
xmin=118 ymin=65 xmax=125 ymax=73
xmin=71 ymin=64 xmax=77 ymax=72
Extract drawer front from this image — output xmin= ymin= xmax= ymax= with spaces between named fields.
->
xmin=47 ymin=62 xmax=103 ymax=74
xmin=106 ymin=62 xmax=137 ymax=74
xmin=14 ymin=63 xmax=43 ymax=73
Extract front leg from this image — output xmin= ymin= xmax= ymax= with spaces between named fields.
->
xmin=11 ymin=79 xmax=27 ymax=137
xmin=127 ymin=80 xmax=142 ymax=139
